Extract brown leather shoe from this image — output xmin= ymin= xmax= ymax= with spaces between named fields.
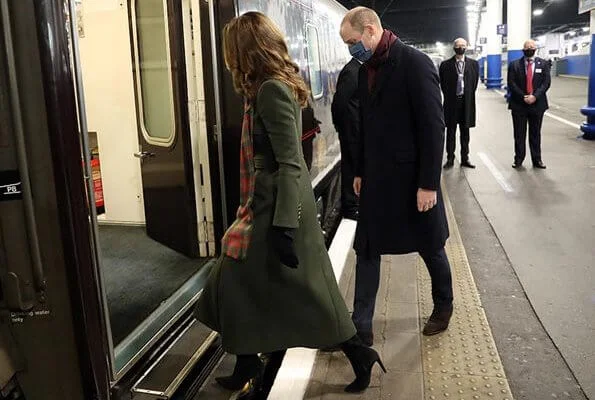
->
xmin=423 ymin=306 xmax=453 ymax=336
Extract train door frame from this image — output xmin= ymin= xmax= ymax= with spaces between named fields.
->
xmin=63 ymin=0 xmax=219 ymax=385
xmin=181 ymin=0 xmax=216 ymax=257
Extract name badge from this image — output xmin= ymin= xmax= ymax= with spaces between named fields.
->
xmin=535 ymin=68 xmax=542 ymax=73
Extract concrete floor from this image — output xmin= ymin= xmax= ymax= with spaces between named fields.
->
xmin=443 ymin=168 xmax=588 ymax=400
xmin=447 ymin=77 xmax=595 ymax=399
xmin=546 ymin=76 xmax=588 ymax=123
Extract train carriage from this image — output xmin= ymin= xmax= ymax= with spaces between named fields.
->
xmin=0 ymin=0 xmax=350 ymax=399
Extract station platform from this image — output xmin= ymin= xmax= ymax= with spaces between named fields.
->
xmin=194 ymin=188 xmax=513 ymax=400
xmin=192 ymin=76 xmax=594 ymax=400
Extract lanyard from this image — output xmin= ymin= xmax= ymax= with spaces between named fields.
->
xmin=456 ymin=60 xmax=465 ymax=75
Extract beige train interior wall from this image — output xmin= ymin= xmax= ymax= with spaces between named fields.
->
xmin=78 ymin=0 xmax=145 ymax=224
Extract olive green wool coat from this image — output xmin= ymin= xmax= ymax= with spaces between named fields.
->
xmin=195 ymin=80 xmax=356 ymax=355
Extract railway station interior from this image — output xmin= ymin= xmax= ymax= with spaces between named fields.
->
xmin=0 ymin=0 xmax=593 ymax=399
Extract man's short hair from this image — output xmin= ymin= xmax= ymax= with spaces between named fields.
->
xmin=342 ymin=6 xmax=382 ymax=33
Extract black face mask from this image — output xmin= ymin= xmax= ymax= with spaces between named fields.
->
xmin=454 ymin=47 xmax=466 ymax=55
xmin=523 ymin=49 xmax=536 ymax=58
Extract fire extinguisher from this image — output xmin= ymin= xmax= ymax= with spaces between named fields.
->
xmin=90 ymin=158 xmax=105 ymax=215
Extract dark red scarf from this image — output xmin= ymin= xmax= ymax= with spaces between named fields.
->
xmin=367 ymin=29 xmax=398 ymax=91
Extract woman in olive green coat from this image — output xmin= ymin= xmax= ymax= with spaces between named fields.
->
xmin=194 ymin=12 xmax=385 ymax=400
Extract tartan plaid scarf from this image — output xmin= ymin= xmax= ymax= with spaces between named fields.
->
xmin=221 ymin=101 xmax=256 ymax=260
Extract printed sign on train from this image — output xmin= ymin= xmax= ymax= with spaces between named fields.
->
xmin=0 ymin=170 xmax=23 ymax=201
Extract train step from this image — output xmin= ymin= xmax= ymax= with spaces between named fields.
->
xmin=131 ymin=318 xmax=217 ymax=399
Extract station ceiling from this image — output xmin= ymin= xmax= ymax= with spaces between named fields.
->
xmin=335 ymin=0 xmax=589 ymax=45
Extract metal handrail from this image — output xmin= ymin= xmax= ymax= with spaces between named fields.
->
xmin=1 ymin=0 xmax=47 ymax=303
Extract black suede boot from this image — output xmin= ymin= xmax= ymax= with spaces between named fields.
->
xmin=340 ymin=335 xmax=386 ymax=393
xmin=230 ymin=350 xmax=286 ymax=400
xmin=216 ymin=354 xmax=263 ymax=390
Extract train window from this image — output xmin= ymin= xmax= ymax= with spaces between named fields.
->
xmin=132 ymin=0 xmax=175 ymax=146
xmin=306 ymin=25 xmax=323 ymax=99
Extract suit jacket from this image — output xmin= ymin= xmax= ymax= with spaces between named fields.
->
xmin=331 ymin=58 xmax=361 ymax=165
xmin=439 ymin=56 xmax=479 ymax=128
xmin=507 ymin=57 xmax=551 ymax=114
xmin=354 ymin=38 xmax=449 ymax=257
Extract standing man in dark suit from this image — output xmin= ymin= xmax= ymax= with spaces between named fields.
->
xmin=340 ymin=7 xmax=453 ymax=345
xmin=507 ymin=39 xmax=550 ymax=169
xmin=439 ymin=38 xmax=479 ymax=169
xmin=332 ymin=58 xmax=361 ymax=220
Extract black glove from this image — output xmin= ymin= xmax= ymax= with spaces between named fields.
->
xmin=272 ymin=227 xmax=299 ymax=269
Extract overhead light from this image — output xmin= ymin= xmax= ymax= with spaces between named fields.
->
xmin=436 ymin=41 xmax=442 ymax=47
xmin=583 ymin=27 xmax=590 ymax=32
xmin=533 ymin=9 xmax=544 ymax=16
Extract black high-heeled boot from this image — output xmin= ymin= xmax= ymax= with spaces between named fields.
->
xmin=341 ymin=335 xmax=387 ymax=393
xmin=230 ymin=350 xmax=286 ymax=400
xmin=216 ymin=354 xmax=263 ymax=390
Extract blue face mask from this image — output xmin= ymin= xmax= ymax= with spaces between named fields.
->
xmin=349 ymin=41 xmax=373 ymax=63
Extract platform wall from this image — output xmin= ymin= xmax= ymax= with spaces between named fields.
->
xmin=557 ymin=55 xmax=590 ymax=77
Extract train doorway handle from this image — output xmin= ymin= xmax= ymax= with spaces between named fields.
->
xmin=133 ymin=151 xmax=156 ymax=160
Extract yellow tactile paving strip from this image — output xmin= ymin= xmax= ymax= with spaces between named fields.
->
xmin=417 ymin=186 xmax=514 ymax=400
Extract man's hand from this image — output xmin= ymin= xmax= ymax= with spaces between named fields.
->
xmin=417 ymin=188 xmax=437 ymax=212
xmin=524 ymin=95 xmax=536 ymax=105
xmin=353 ymin=177 xmax=362 ymax=197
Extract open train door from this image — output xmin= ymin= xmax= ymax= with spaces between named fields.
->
xmin=129 ymin=0 xmax=204 ymax=257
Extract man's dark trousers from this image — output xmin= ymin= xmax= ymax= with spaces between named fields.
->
xmin=446 ymin=96 xmax=471 ymax=162
xmin=352 ymin=249 xmax=453 ymax=335
xmin=512 ymin=110 xmax=544 ymax=165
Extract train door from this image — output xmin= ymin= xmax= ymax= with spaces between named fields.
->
xmin=129 ymin=0 xmax=213 ymax=258
xmin=71 ymin=0 xmax=217 ymax=383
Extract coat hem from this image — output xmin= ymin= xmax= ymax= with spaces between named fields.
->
xmin=220 ymin=327 xmax=356 ymax=355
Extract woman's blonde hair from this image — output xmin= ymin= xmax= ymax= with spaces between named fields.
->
xmin=223 ymin=12 xmax=310 ymax=106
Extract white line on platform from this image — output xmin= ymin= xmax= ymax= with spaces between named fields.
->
xmin=544 ymin=112 xmax=581 ymax=129
xmin=477 ymin=152 xmax=514 ymax=193
xmin=268 ymin=218 xmax=358 ymax=400
xmin=493 ymin=89 xmax=581 ymax=129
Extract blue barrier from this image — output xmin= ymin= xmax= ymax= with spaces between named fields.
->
xmin=507 ymin=49 xmax=524 ymax=64
xmin=561 ymin=54 xmax=590 ymax=77
xmin=580 ymin=34 xmax=595 ymax=140
xmin=486 ymin=54 xmax=502 ymax=89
